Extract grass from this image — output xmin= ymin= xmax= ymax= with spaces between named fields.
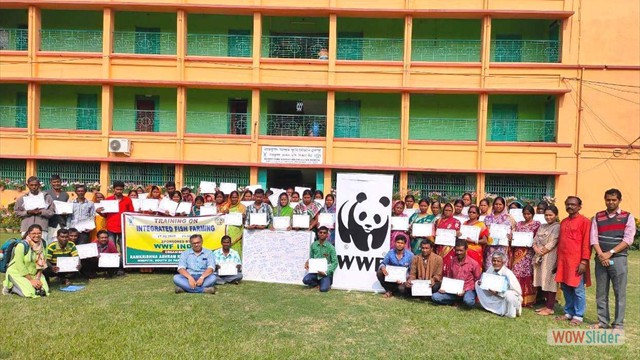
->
xmin=1 ymin=232 xmax=638 ymax=360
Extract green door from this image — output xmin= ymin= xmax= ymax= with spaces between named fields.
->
xmin=334 ymin=100 xmax=361 ymax=138
xmin=76 ymin=94 xmax=98 ymax=130
xmin=490 ymin=104 xmax=518 ymax=141
xmin=228 ymin=29 xmax=251 ymax=57
xmin=15 ymin=92 xmax=27 ymax=128
xmin=135 ymin=27 xmax=160 ymax=55
xmin=337 ymin=32 xmax=363 ymax=60
xmin=495 ymin=34 xmax=522 ymax=62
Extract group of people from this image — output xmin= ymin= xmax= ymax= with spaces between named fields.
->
xmin=1 ymin=175 xmax=635 ymax=330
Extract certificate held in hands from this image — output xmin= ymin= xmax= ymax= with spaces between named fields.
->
xmin=384 ymin=265 xmax=407 ymax=283
xmin=308 ymin=258 xmax=328 ymax=274
xmin=218 ymin=263 xmax=238 ymax=276
xmin=292 ymin=214 xmax=310 ymax=229
xmin=98 ymin=253 xmax=120 ymax=268
xmin=199 ymin=181 xmax=217 ymax=194
xmin=250 ymin=212 xmax=268 ymax=226
xmin=23 ymin=195 xmax=47 ymax=211
xmin=441 ymin=277 xmax=465 ymax=294
xmin=76 ymin=243 xmax=99 ymax=259
xmin=53 ymin=201 xmax=73 ymax=215
xmin=57 ymin=256 xmax=80 ymax=272
xmin=411 ymin=280 xmax=432 ymax=297
xmin=435 ymin=229 xmax=457 ymax=246
xmin=511 ymin=231 xmax=534 ymax=247
xmin=100 ymin=200 xmax=119 ymax=213
xmin=489 ymin=224 xmax=510 ymax=246
xmin=272 ymin=216 xmax=290 ymax=230
xmin=318 ymin=213 xmax=335 ymax=228
xmin=480 ymin=273 xmax=506 ymax=293
xmin=199 ymin=206 xmax=216 ymax=216
xmin=225 ymin=212 xmax=243 ymax=226
xmin=459 ymin=225 xmax=480 ymax=242
xmin=412 ymin=223 xmax=433 ymax=237
xmin=390 ymin=216 xmax=409 ymax=231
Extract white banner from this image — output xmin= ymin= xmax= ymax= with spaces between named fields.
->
xmin=261 ymin=146 xmax=324 ymax=165
xmin=333 ymin=173 xmax=393 ymax=292
xmin=242 ymin=229 xmax=313 ymax=285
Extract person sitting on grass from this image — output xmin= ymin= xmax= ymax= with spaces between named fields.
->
xmin=2 ymin=224 xmax=50 ymax=297
xmin=43 ymin=228 xmax=80 ymax=286
xmin=476 ymin=251 xmax=522 ymax=318
xmin=303 ymin=226 xmax=338 ymax=292
xmin=213 ymin=235 xmax=243 ymax=285
xmin=376 ymin=235 xmax=414 ymax=298
xmin=81 ymin=230 xmax=119 ymax=279
xmin=174 ymin=234 xmax=217 ymax=294
xmin=432 ymin=239 xmax=481 ymax=308
xmin=407 ymin=240 xmax=443 ymax=295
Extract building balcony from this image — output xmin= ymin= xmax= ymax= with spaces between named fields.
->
xmin=187 ymin=34 xmax=252 ymax=57
xmin=335 ymin=93 xmax=401 ymax=140
xmin=112 ymin=87 xmax=176 ymax=132
xmin=487 ymin=118 xmax=556 ymax=142
xmin=335 ymin=116 xmax=400 ymax=140
xmin=0 ymin=28 xmax=28 ymax=51
xmin=411 ymin=39 xmax=481 ymax=62
xmin=490 ymin=19 xmax=562 ymax=63
xmin=0 ymin=106 xmax=27 ymax=128
xmin=337 ymin=38 xmax=404 ymax=61
xmin=409 ymin=94 xmax=478 ymax=141
xmin=261 ymin=114 xmax=327 ymax=137
xmin=112 ymin=109 xmax=176 ymax=132
xmin=40 ymin=30 xmax=102 ymax=53
xmin=113 ymin=31 xmax=177 ymax=55
xmin=262 ymin=35 xmax=328 ymax=60
xmin=186 ymin=112 xmax=250 ymax=135
xmin=409 ymin=117 xmax=477 ymax=141
xmin=39 ymin=107 xmax=102 ymax=130
xmin=487 ymin=95 xmax=557 ymax=142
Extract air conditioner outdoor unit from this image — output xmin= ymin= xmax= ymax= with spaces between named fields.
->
xmin=108 ymin=138 xmax=131 ymax=155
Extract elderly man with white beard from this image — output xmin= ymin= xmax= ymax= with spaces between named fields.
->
xmin=476 ymin=251 xmax=522 ymax=318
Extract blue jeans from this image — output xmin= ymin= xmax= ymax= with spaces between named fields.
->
xmin=216 ymin=273 xmax=244 ymax=285
xmin=173 ymin=273 xmax=217 ymax=293
xmin=303 ymin=273 xmax=332 ymax=292
xmin=561 ymin=275 xmax=586 ymax=321
xmin=432 ymin=290 xmax=476 ymax=308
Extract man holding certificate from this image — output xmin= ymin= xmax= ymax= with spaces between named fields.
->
xmin=81 ymin=230 xmax=119 ymax=278
xmin=303 ymin=227 xmax=338 ymax=292
xmin=14 ymin=176 xmax=55 ymax=237
xmin=407 ymin=240 xmax=443 ymax=295
xmin=244 ymin=189 xmax=273 ymax=229
xmin=213 ymin=236 xmax=243 ymax=285
xmin=66 ymin=184 xmax=96 ymax=245
xmin=43 ymin=229 xmax=80 ymax=286
xmin=376 ymin=235 xmax=414 ymax=298
xmin=432 ymin=239 xmax=481 ymax=308
xmin=476 ymin=251 xmax=522 ymax=318
xmin=45 ymin=174 xmax=70 ymax=243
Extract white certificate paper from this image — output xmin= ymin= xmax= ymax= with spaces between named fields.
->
xmin=390 ymin=217 xmax=409 ymax=231
xmin=510 ymin=209 xmax=525 ymax=222
xmin=318 ymin=213 xmax=335 ymax=228
xmin=489 ymin=224 xmax=511 ymax=246
xmin=245 ymin=185 xmax=262 ymax=193
xmin=459 ymin=225 xmax=481 ymax=241
xmin=292 ymin=214 xmax=310 ymax=229
xmin=54 ymin=201 xmax=73 ymax=214
xmin=403 ymin=208 xmax=417 ymax=217
xmin=98 ymin=253 xmax=120 ymax=268
xmin=272 ymin=216 xmax=291 ymax=230
xmin=131 ymin=199 xmax=142 ymax=212
xmin=57 ymin=256 xmax=80 ymax=272
xmin=176 ymin=202 xmax=192 ymax=215
xmin=511 ymin=231 xmax=534 ymax=247
xmin=199 ymin=181 xmax=217 ymax=194
xmin=241 ymin=201 xmax=254 ymax=207
xmin=225 ymin=212 xmax=243 ymax=226
xmin=454 ymin=215 xmax=468 ymax=224
xmin=435 ymin=229 xmax=457 ymax=246
xmin=289 ymin=201 xmax=299 ymax=209
xmin=308 ymin=258 xmax=328 ymax=274
xmin=219 ymin=182 xmax=237 ymax=194
xmin=75 ymin=219 xmax=96 ymax=232
xmin=314 ymin=199 xmax=325 ymax=207
xmin=199 ymin=206 xmax=216 ymax=216
xmin=441 ymin=277 xmax=465 ymax=294
xmin=100 ymin=200 xmax=119 ymax=213
xmin=384 ymin=265 xmax=407 ymax=283
xmin=23 ymin=195 xmax=47 ymax=211
xmin=533 ymin=214 xmax=546 ymax=223
xmin=250 ymin=212 xmax=268 ymax=226
xmin=412 ymin=223 xmax=433 ymax=237
xmin=295 ymin=186 xmax=310 ymax=195
xmin=141 ymin=199 xmax=159 ymax=212
xmin=218 ymin=263 xmax=238 ymax=276
xmin=76 ymin=243 xmax=98 ymax=259
xmin=480 ymin=273 xmax=506 ymax=292
xmin=411 ymin=280 xmax=432 ymax=297
xmin=159 ymin=198 xmax=178 ymax=216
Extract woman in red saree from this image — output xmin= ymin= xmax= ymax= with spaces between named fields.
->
xmin=462 ymin=205 xmax=488 ymax=266
xmin=433 ymin=203 xmax=461 ymax=273
xmin=509 ymin=204 xmax=541 ymax=307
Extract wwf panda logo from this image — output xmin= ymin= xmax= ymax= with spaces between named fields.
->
xmin=338 ymin=192 xmax=391 ymax=251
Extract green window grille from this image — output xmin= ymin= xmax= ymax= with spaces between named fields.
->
xmin=484 ymin=174 xmax=555 ymax=202
xmin=408 ymin=172 xmax=477 ymax=200
xmin=0 ymin=159 xmax=26 ymax=183
xmin=183 ymin=165 xmax=250 ymax=189
xmin=109 ymin=163 xmax=175 ymax=188
xmin=331 ymin=170 xmax=400 ymax=193
xmin=36 ymin=160 xmax=100 ymax=189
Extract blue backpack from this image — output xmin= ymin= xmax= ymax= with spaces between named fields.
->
xmin=0 ymin=239 xmax=29 ymax=273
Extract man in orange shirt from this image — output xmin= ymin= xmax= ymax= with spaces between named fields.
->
xmin=555 ymin=196 xmax=591 ymax=326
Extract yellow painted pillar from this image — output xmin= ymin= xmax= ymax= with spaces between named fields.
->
xmin=100 ymin=162 xmax=109 ymax=194
xmin=324 ymin=169 xmax=332 ymax=193
xmin=477 ymin=93 xmax=488 ymax=170
xmin=326 ymin=91 xmax=335 ymax=163
xmin=476 ymin=173 xmax=485 ymax=203
xmin=26 ymin=159 xmax=36 ymax=178
xmin=101 ymin=85 xmax=113 ymax=158
xmin=102 ymin=8 xmax=114 ymax=78
xmin=177 ymin=10 xmax=186 ymax=81
xmin=480 ymin=16 xmax=491 ymax=87
xmin=28 ymin=6 xmax=40 ymax=77
xmin=250 ymin=89 xmax=260 ymax=163
xmin=400 ymin=171 xmax=408 ymax=197
xmin=176 ymin=86 xmax=186 ymax=161
xmin=328 ymin=14 xmax=337 ymax=86
xmin=250 ymin=167 xmax=259 ymax=185
xmin=28 ymin=83 xmax=39 ymax=156
xmin=400 ymin=91 xmax=409 ymax=167
xmin=402 ymin=15 xmax=412 ymax=87
xmin=252 ymin=12 xmax=262 ymax=82
xmin=175 ymin=165 xmax=184 ymax=189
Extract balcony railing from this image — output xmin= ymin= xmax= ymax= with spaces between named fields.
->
xmin=187 ymin=34 xmax=252 ymax=57
xmin=40 ymin=29 xmax=102 ymax=53
xmin=262 ymin=114 xmax=327 ymax=136
xmin=112 ymin=109 xmax=177 ymax=132
xmin=488 ymin=118 xmax=556 ymax=142
xmin=337 ymin=38 xmax=404 ymax=61
xmin=0 ymin=106 xmax=27 ymax=128
xmin=113 ymin=31 xmax=177 ymax=55
xmin=262 ymin=35 xmax=328 ymax=59
xmin=39 ymin=107 xmax=101 ymax=130
xmin=186 ymin=111 xmax=249 ymax=135
xmin=0 ymin=28 xmax=28 ymax=51
xmin=491 ymin=40 xmax=560 ymax=63
xmin=411 ymin=39 xmax=482 ymax=62
xmin=409 ymin=118 xmax=478 ymax=141
xmin=335 ymin=116 xmax=400 ymax=139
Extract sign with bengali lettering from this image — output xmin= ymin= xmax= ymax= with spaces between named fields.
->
xmin=261 ymin=146 xmax=324 ymax=165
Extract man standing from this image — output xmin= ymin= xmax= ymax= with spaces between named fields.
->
xmin=432 ymin=239 xmax=482 ymax=308
xmin=97 ymin=181 xmax=133 ymax=276
xmin=165 ymin=181 xmax=176 ymax=197
xmin=213 ymin=235 xmax=243 ymax=285
xmin=14 ymin=176 xmax=55 ymax=238
xmin=45 ymin=175 xmax=70 ymax=243
xmin=174 ymin=234 xmax=217 ymax=294
xmin=555 ymin=196 xmax=591 ymax=326
xmin=590 ymin=189 xmax=635 ymax=330
xmin=303 ymin=226 xmax=338 ymax=292
xmin=67 ymin=184 xmax=95 ymax=245
xmin=44 ymin=228 xmax=80 ymax=285
xmin=244 ymin=189 xmax=273 ymax=229
xmin=407 ymin=240 xmax=443 ymax=294
xmin=376 ymin=235 xmax=414 ymax=298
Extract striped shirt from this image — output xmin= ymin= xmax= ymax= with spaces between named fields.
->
xmin=213 ymin=248 xmax=242 ymax=265
xmin=46 ymin=241 xmax=79 ymax=265
xmin=67 ymin=198 xmax=96 ymax=229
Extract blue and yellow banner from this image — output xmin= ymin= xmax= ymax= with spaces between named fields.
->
xmin=122 ymin=214 xmax=227 ymax=267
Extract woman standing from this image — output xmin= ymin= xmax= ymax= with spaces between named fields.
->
xmin=536 ymin=201 xmax=548 ymax=215
xmin=214 ymin=191 xmax=227 ymax=214
xmin=190 ymin=196 xmax=205 ymax=216
xmin=319 ymin=194 xmax=337 ymax=245
xmin=404 ymin=194 xmax=417 ymax=210
xmin=462 ymin=205 xmax=488 ymax=266
xmin=225 ymin=190 xmax=246 ymax=255
xmin=433 ymin=203 xmax=461 ymax=273
xmin=483 ymin=196 xmax=515 ymax=271
xmin=390 ymin=200 xmax=409 ymax=250
xmin=293 ymin=190 xmax=321 ymax=231
xmin=242 ymin=189 xmax=253 ymax=202
xmin=532 ymin=205 xmax=560 ymax=316
xmin=478 ymin=198 xmax=490 ymax=220
xmin=430 ymin=200 xmax=442 ymax=219
xmin=313 ymin=190 xmax=324 ymax=200
xmin=2 ymin=224 xmax=49 ymax=298
xmin=509 ymin=205 xmax=540 ymax=307
xmin=408 ymin=198 xmax=435 ymax=255
xmin=453 ymin=199 xmax=468 ymax=222
xmin=90 ymin=192 xmax=107 ymax=241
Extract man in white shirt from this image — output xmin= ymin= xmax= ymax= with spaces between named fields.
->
xmin=475 ymin=251 xmax=522 ymax=318
xmin=14 ymin=176 xmax=55 ymax=239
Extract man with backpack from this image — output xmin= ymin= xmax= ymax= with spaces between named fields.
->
xmin=14 ymin=176 xmax=55 ymax=238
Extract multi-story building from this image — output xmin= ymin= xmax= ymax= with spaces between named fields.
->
xmin=0 ymin=0 xmax=638 ymax=215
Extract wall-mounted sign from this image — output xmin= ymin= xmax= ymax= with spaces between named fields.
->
xmin=261 ymin=146 xmax=324 ymax=165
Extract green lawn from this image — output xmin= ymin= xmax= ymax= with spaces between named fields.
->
xmin=0 ymin=232 xmax=638 ymax=359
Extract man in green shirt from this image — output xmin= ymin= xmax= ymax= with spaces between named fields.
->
xmin=44 ymin=228 xmax=80 ymax=285
xmin=303 ymin=226 xmax=338 ymax=292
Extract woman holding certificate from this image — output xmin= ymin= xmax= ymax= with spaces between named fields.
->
xmin=483 ymin=197 xmax=515 ymax=271
xmin=509 ymin=205 xmax=541 ymax=307
xmin=390 ymin=201 xmax=409 ymax=250
xmin=2 ymin=224 xmax=50 ymax=298
xmin=462 ymin=205 xmax=488 ymax=266
xmin=319 ymin=194 xmax=336 ymax=245
xmin=90 ymin=192 xmax=107 ymax=242
xmin=293 ymin=190 xmax=320 ymax=231
xmin=408 ymin=199 xmax=435 ymax=255
xmin=434 ymin=203 xmax=461 ymax=273
xmin=532 ymin=205 xmax=560 ymax=316
xmin=214 ymin=191 xmax=227 ymax=214
xmin=223 ymin=191 xmax=246 ymax=255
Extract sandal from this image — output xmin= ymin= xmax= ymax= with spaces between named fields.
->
xmin=555 ymin=315 xmax=570 ymax=321
xmin=569 ymin=319 xmax=583 ymax=326
xmin=537 ymin=308 xmax=555 ymax=316
xmin=589 ymin=323 xmax=608 ymax=329
xmin=383 ymin=291 xmax=393 ymax=298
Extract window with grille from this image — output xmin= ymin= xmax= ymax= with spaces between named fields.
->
xmin=109 ymin=163 xmax=175 ymax=188
xmin=183 ymin=165 xmax=250 ymax=189
xmin=0 ymin=159 xmax=26 ymax=183
xmin=36 ymin=160 xmax=100 ymax=189
xmin=407 ymin=172 xmax=476 ymax=200
xmin=484 ymin=174 xmax=555 ymax=201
